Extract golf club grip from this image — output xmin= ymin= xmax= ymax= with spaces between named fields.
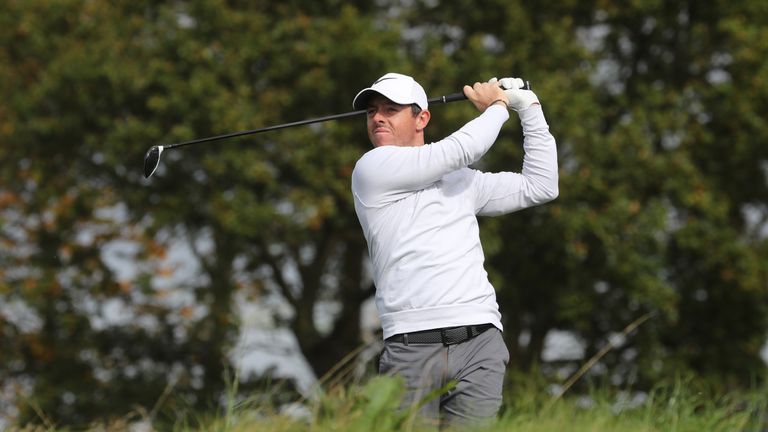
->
xmin=427 ymin=81 xmax=532 ymax=105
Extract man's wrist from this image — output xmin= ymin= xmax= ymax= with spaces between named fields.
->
xmin=487 ymin=99 xmax=507 ymax=110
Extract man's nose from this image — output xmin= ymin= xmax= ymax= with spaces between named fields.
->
xmin=369 ymin=109 xmax=386 ymax=123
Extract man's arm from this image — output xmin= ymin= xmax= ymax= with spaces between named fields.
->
xmin=352 ymin=105 xmax=510 ymax=207
xmin=473 ymin=104 xmax=559 ymax=215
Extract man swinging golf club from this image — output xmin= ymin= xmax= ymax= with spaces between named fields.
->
xmin=351 ymin=72 xmax=559 ymax=428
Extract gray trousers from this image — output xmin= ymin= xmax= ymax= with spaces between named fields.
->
xmin=379 ymin=327 xmax=509 ymax=429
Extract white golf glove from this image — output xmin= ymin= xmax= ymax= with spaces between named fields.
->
xmin=489 ymin=77 xmax=540 ymax=111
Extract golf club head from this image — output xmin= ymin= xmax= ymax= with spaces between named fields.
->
xmin=144 ymin=145 xmax=163 ymax=179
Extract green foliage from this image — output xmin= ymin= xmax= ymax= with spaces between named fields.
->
xmin=313 ymin=376 xmax=415 ymax=431
xmin=16 ymin=376 xmax=763 ymax=431
xmin=1 ymin=0 xmax=767 ymax=428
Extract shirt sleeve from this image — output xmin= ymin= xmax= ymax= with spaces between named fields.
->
xmin=352 ymin=105 xmax=510 ymax=208
xmin=473 ymin=104 xmax=559 ymax=216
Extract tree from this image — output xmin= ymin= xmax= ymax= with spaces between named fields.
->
xmin=2 ymin=0 xmax=767 ymax=427
xmin=401 ymin=0 xmax=768 ymax=388
xmin=0 ymin=0 xmax=389 ymax=425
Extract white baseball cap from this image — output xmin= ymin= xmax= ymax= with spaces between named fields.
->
xmin=352 ymin=73 xmax=428 ymax=110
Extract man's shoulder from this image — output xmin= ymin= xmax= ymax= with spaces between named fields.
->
xmin=352 ymin=146 xmax=401 ymax=196
xmin=354 ymin=145 xmax=398 ymax=166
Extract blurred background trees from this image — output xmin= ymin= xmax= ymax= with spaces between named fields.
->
xmin=1 ymin=0 xmax=766 ymax=427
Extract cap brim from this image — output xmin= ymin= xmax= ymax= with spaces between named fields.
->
xmin=352 ymin=88 xmax=379 ymax=110
xmin=352 ymin=89 xmax=423 ymax=110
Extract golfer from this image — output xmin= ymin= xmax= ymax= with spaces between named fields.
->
xmin=350 ymin=72 xmax=558 ymax=427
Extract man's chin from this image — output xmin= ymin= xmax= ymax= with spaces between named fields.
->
xmin=371 ymin=136 xmax=393 ymax=147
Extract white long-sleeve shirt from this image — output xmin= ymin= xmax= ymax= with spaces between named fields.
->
xmin=351 ymin=104 xmax=558 ymax=339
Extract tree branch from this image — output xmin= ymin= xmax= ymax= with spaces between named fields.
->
xmin=258 ymin=241 xmax=298 ymax=308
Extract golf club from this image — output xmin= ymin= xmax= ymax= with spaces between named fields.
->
xmin=143 ymin=80 xmax=530 ymax=179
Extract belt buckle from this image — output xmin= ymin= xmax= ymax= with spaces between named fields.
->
xmin=441 ymin=327 xmax=462 ymax=346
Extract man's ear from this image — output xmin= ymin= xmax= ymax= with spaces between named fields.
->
xmin=416 ymin=109 xmax=431 ymax=132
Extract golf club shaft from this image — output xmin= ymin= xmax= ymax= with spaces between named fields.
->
xmin=163 ymin=92 xmax=468 ymax=150
xmin=144 ymin=81 xmax=532 ymax=179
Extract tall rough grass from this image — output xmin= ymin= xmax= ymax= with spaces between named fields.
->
xmin=184 ymin=375 xmax=767 ymax=432
xmin=7 ymin=374 xmax=767 ymax=431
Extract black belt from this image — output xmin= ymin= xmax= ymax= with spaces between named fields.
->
xmin=386 ymin=324 xmax=494 ymax=346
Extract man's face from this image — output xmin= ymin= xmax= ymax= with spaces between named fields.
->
xmin=366 ymin=94 xmax=430 ymax=148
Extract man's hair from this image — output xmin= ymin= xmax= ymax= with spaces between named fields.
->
xmin=411 ymin=104 xmax=422 ymax=116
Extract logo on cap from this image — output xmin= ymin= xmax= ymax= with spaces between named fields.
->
xmin=352 ymin=73 xmax=428 ymax=110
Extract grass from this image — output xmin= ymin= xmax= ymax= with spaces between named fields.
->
xmin=498 ymin=380 xmax=768 ymax=432
xmin=158 ymin=374 xmax=766 ymax=432
xmin=6 ymin=375 xmax=767 ymax=431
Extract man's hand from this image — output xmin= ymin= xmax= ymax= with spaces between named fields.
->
xmin=463 ymin=80 xmax=509 ymax=113
xmin=496 ymin=77 xmax=540 ymax=111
